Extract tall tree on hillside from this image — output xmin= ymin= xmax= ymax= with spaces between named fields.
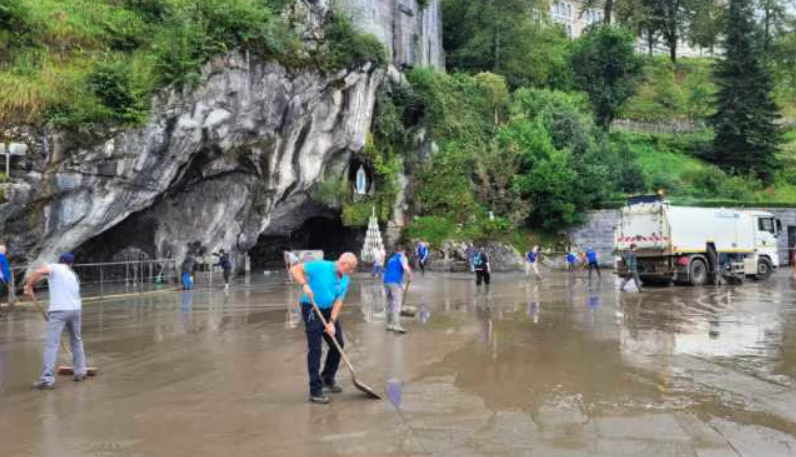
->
xmin=711 ymin=0 xmax=781 ymax=182
xmin=571 ymin=26 xmax=644 ymax=129
xmin=649 ymin=0 xmax=689 ymax=63
xmin=615 ymin=0 xmax=659 ymax=56
xmin=685 ymin=0 xmax=724 ymax=55
xmin=759 ymin=0 xmax=790 ymax=54
xmin=581 ymin=0 xmax=619 ymax=24
xmin=442 ymin=0 xmax=572 ymax=89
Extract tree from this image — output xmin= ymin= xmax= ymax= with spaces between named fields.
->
xmin=615 ymin=0 xmax=659 ymax=56
xmin=685 ymin=0 xmax=724 ymax=54
xmin=759 ymin=0 xmax=790 ymax=54
xmin=442 ymin=0 xmax=572 ymax=89
xmin=649 ymin=0 xmax=689 ymax=63
xmin=710 ymin=0 xmax=781 ymax=182
xmin=571 ymin=26 xmax=644 ymax=129
xmin=580 ymin=0 xmax=620 ymax=24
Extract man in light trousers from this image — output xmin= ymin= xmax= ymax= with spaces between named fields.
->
xmin=384 ymin=247 xmax=413 ymax=334
xmin=25 ymin=253 xmax=87 ymax=390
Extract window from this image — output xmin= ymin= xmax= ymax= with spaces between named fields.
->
xmin=759 ymin=218 xmax=775 ymax=234
xmin=552 ymin=1 xmax=571 ymax=19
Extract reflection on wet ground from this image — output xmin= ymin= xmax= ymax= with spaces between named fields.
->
xmin=3 ymin=271 xmax=796 ymax=456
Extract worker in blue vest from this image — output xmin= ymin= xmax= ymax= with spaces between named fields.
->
xmin=416 ymin=242 xmax=430 ymax=276
xmin=525 ymin=245 xmax=542 ymax=279
xmin=586 ymin=247 xmax=601 ymax=280
xmin=566 ymin=250 xmax=578 ymax=272
xmin=383 ymin=246 xmax=413 ymax=334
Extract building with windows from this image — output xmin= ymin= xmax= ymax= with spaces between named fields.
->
xmin=550 ymin=0 xmax=604 ymax=38
xmin=548 ymin=0 xmax=710 ymax=57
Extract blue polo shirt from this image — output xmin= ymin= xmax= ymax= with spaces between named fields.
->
xmin=300 ymin=260 xmax=350 ymax=309
xmin=567 ymin=252 xmax=577 ymax=264
xmin=587 ymin=250 xmax=597 ymax=263
xmin=384 ymin=253 xmax=406 ymax=285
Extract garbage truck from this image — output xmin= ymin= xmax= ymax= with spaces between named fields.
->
xmin=615 ymin=195 xmax=781 ymax=285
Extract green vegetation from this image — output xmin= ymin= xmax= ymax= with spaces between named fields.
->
xmin=0 ymin=0 xmax=385 ymax=129
xmin=621 ymin=57 xmax=716 ymax=121
xmin=710 ymin=0 xmax=781 ymax=183
xmin=571 ymin=26 xmax=644 ymax=129
xmin=443 ymin=0 xmax=573 ymax=90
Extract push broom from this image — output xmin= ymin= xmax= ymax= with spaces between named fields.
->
xmin=308 ymin=297 xmax=380 ymax=399
xmin=31 ymin=296 xmax=98 ymax=377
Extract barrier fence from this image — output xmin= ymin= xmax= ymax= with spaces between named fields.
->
xmin=5 ymin=257 xmax=249 ymax=308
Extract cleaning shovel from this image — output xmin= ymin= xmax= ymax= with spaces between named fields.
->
xmin=31 ymin=297 xmax=98 ymax=377
xmin=309 ymin=298 xmax=380 ymax=400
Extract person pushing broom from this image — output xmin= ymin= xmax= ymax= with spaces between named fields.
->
xmin=290 ymin=252 xmax=358 ymax=404
xmin=24 ymin=253 xmax=88 ymax=390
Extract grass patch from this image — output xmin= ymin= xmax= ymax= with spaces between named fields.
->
xmin=0 ymin=0 xmax=386 ymax=129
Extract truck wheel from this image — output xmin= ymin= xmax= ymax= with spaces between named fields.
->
xmin=754 ymin=258 xmax=773 ymax=281
xmin=689 ymin=259 xmax=708 ymax=286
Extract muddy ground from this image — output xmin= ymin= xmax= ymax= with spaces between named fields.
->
xmin=2 ymin=270 xmax=796 ymax=456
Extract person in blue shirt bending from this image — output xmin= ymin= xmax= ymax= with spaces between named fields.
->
xmin=525 ymin=245 xmax=542 ymax=279
xmin=566 ymin=250 xmax=578 ymax=272
xmin=384 ymin=246 xmax=414 ymax=334
xmin=586 ymin=247 xmax=601 ymax=280
xmin=290 ymin=253 xmax=358 ymax=404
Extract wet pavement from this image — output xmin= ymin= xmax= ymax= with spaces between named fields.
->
xmin=3 ymin=271 xmax=796 ymax=456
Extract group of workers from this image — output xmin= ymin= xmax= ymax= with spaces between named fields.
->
xmin=525 ymin=245 xmax=641 ymax=291
xmin=17 ymin=239 xmax=642 ymax=400
xmin=180 ymin=247 xmax=234 ymax=290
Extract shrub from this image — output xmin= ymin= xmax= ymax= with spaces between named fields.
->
xmin=87 ymin=58 xmax=148 ymax=125
xmin=314 ymin=176 xmax=347 ymax=207
xmin=404 ymin=216 xmax=458 ymax=247
xmin=413 ymin=141 xmax=477 ymax=221
xmin=123 ymin=0 xmax=170 ymax=23
xmin=320 ymin=14 xmax=386 ymax=71
xmin=0 ymin=0 xmax=31 ymax=56
xmin=571 ymin=25 xmax=644 ymax=129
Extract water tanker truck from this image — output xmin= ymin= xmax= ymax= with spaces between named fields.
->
xmin=615 ymin=195 xmax=781 ymax=285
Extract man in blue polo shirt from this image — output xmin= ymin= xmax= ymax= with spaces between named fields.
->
xmin=586 ymin=247 xmax=601 ymax=280
xmin=384 ymin=246 xmax=413 ymax=334
xmin=290 ymin=252 xmax=358 ymax=404
xmin=525 ymin=245 xmax=541 ymax=279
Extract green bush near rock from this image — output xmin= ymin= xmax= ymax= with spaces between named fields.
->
xmin=0 ymin=0 xmax=385 ymax=128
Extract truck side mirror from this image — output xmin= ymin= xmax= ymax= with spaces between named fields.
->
xmin=777 ymin=219 xmax=783 ymax=235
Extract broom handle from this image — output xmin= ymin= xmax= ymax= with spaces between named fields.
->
xmin=400 ymin=278 xmax=411 ymax=309
xmin=308 ymin=297 xmax=356 ymax=375
xmin=31 ymin=296 xmax=73 ymax=358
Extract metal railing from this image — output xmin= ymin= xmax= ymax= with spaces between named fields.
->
xmin=7 ymin=255 xmax=254 ymax=307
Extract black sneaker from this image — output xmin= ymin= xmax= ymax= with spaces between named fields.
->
xmin=309 ymin=394 xmax=330 ymax=404
xmin=323 ymin=383 xmax=343 ymax=394
xmin=33 ymin=380 xmax=54 ymax=390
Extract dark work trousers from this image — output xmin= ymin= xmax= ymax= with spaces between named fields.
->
xmin=588 ymin=261 xmax=601 ymax=279
xmin=475 ymin=270 xmax=491 ymax=287
xmin=621 ymin=270 xmax=643 ymax=291
xmin=300 ymin=302 xmax=344 ymax=396
xmin=222 ymin=268 xmax=231 ymax=284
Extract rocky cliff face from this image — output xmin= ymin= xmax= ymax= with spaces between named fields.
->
xmin=339 ymin=0 xmax=445 ymax=70
xmin=1 ymin=54 xmax=383 ymax=267
xmin=0 ymin=0 xmax=446 ymax=268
